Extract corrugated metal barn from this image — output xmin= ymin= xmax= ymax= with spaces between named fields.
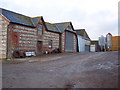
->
xmin=90 ymin=40 xmax=100 ymax=52
xmin=75 ymin=29 xmax=91 ymax=52
xmin=0 ymin=8 xmax=77 ymax=59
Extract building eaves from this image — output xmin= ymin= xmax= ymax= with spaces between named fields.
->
xmin=75 ymin=29 xmax=90 ymax=40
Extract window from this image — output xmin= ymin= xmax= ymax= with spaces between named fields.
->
xmin=38 ymin=24 xmax=42 ymax=34
xmin=49 ymin=40 xmax=52 ymax=48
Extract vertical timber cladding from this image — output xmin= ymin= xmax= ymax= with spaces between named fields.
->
xmin=43 ymin=30 xmax=60 ymax=53
xmin=12 ymin=24 xmax=37 ymax=54
xmin=65 ymin=31 xmax=74 ymax=52
xmin=111 ymin=36 xmax=120 ymax=51
xmin=0 ymin=15 xmax=9 ymax=59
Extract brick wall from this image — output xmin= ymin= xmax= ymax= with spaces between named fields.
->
xmin=42 ymin=30 xmax=60 ymax=53
xmin=11 ymin=24 xmax=37 ymax=53
xmin=7 ymin=19 xmax=60 ymax=57
xmin=73 ymin=34 xmax=77 ymax=52
xmin=0 ymin=15 xmax=77 ymax=58
xmin=5 ymin=23 xmax=38 ymax=58
xmin=0 ymin=15 xmax=9 ymax=59
xmin=61 ymin=32 xmax=65 ymax=52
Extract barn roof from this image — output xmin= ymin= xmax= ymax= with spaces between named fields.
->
xmin=75 ymin=29 xmax=90 ymax=40
xmin=45 ymin=22 xmax=60 ymax=33
xmin=0 ymin=8 xmax=42 ymax=27
xmin=45 ymin=22 xmax=76 ymax=33
xmin=0 ymin=8 xmax=76 ymax=34
xmin=54 ymin=22 xmax=70 ymax=32
xmin=31 ymin=16 xmax=42 ymax=27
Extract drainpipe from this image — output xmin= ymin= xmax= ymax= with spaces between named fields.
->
xmin=6 ymin=23 xmax=10 ymax=59
xmin=59 ymin=33 xmax=62 ymax=52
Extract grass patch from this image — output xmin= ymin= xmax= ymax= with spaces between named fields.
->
xmin=1 ymin=58 xmax=8 ymax=62
xmin=1 ymin=58 xmax=13 ymax=62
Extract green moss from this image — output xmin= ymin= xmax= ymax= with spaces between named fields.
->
xmin=1 ymin=58 xmax=8 ymax=62
xmin=14 ymin=14 xmax=33 ymax=25
xmin=1 ymin=58 xmax=13 ymax=62
xmin=45 ymin=22 xmax=59 ymax=32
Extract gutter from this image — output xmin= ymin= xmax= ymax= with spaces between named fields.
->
xmin=65 ymin=29 xmax=76 ymax=33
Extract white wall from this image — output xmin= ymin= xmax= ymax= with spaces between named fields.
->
xmin=90 ymin=45 xmax=96 ymax=52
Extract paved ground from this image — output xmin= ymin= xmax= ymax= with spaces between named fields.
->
xmin=2 ymin=52 xmax=119 ymax=88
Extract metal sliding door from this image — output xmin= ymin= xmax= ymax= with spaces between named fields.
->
xmin=65 ymin=31 xmax=74 ymax=52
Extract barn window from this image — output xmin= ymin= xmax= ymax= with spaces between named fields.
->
xmin=38 ymin=24 xmax=42 ymax=34
xmin=49 ymin=40 xmax=52 ymax=48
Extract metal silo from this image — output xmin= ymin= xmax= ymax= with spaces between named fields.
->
xmin=106 ymin=33 xmax=112 ymax=50
xmin=98 ymin=35 xmax=106 ymax=51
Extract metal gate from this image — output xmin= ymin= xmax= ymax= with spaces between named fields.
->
xmin=65 ymin=31 xmax=74 ymax=52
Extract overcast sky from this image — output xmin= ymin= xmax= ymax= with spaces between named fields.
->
xmin=0 ymin=0 xmax=119 ymax=40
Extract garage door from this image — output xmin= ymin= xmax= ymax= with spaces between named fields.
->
xmin=85 ymin=45 xmax=90 ymax=52
xmin=65 ymin=31 xmax=74 ymax=52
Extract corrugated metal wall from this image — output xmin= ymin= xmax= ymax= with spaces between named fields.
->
xmin=85 ymin=39 xmax=90 ymax=52
xmin=85 ymin=45 xmax=90 ymax=52
xmin=77 ymin=35 xmax=85 ymax=52
xmin=65 ymin=31 xmax=74 ymax=52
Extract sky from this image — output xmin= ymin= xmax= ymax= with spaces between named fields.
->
xmin=0 ymin=0 xmax=119 ymax=40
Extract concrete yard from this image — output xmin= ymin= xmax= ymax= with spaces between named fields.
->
xmin=2 ymin=51 xmax=119 ymax=88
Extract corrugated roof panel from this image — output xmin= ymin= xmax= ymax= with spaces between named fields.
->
xmin=54 ymin=22 xmax=70 ymax=32
xmin=45 ymin=22 xmax=60 ymax=33
xmin=75 ymin=29 xmax=90 ymax=40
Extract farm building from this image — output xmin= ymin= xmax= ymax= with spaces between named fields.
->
xmin=45 ymin=22 xmax=77 ymax=53
xmin=111 ymin=36 xmax=120 ymax=51
xmin=90 ymin=40 xmax=100 ymax=52
xmin=0 ymin=8 xmax=77 ymax=59
xmin=54 ymin=22 xmax=77 ymax=52
xmin=75 ymin=29 xmax=91 ymax=52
